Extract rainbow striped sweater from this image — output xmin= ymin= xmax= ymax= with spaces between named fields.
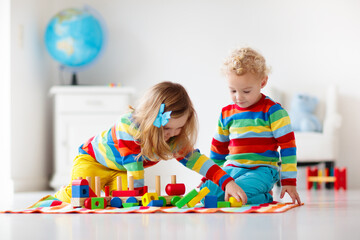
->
xmin=210 ymin=94 xmax=297 ymax=186
xmin=78 ymin=112 xmax=233 ymax=190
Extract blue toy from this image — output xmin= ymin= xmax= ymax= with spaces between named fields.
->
xmin=289 ymin=93 xmax=322 ymax=132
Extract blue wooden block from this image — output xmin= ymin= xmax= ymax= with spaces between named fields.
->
xmin=110 ymin=197 xmax=122 ymax=208
xmin=204 ymin=195 xmax=218 ymax=208
xmin=72 ymin=185 xmax=89 ymax=198
xmin=126 ymin=196 xmax=138 ymax=203
xmin=148 ymin=200 xmax=164 ymax=207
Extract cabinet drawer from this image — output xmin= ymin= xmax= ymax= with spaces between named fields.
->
xmin=56 ymin=94 xmax=131 ymax=113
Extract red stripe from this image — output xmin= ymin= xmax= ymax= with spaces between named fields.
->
xmin=277 ymin=132 xmax=295 ymax=143
xmin=205 ymin=165 xmax=220 ymax=183
xmin=211 ymin=139 xmax=229 ymax=154
xmin=82 ymin=136 xmax=95 ymax=158
xmin=143 ymin=160 xmax=159 ymax=168
xmin=230 ymin=137 xmax=277 ymax=146
xmin=118 ymin=139 xmax=141 ymax=155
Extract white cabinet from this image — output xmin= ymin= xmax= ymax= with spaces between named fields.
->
xmin=50 ymin=86 xmax=135 ymax=190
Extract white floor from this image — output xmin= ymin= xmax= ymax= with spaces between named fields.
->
xmin=0 ymin=188 xmax=359 ymax=240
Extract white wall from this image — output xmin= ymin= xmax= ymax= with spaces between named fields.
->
xmin=11 ymin=0 xmax=52 ymax=191
xmin=11 ymin=0 xmax=360 ymax=191
xmin=0 ymin=0 xmax=14 ymax=207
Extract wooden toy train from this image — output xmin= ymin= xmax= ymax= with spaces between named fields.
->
xmin=71 ymin=175 xmax=242 ymax=209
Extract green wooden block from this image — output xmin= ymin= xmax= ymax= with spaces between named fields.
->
xmin=175 ymin=189 xmax=198 ymax=208
xmin=158 ymin=196 xmax=166 ymax=206
xmin=91 ymin=197 xmax=106 ymax=209
xmin=217 ymin=201 xmax=231 ymax=208
xmin=122 ymin=202 xmax=139 ymax=208
xmin=171 ymin=196 xmax=181 ymax=206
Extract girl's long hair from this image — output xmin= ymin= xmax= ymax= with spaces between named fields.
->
xmin=131 ymin=81 xmax=198 ymax=162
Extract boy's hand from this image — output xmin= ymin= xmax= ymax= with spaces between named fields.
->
xmin=280 ymin=185 xmax=302 ymax=204
xmin=224 ymin=180 xmax=247 ymax=205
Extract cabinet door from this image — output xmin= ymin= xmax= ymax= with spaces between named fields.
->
xmin=52 ymin=113 xmax=121 ymax=189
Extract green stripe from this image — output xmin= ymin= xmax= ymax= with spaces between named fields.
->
xmin=124 ymin=161 xmax=144 ymax=171
xmin=270 ymin=109 xmax=288 ymax=122
xmin=231 ymin=118 xmax=269 ymax=128
xmin=226 ymin=153 xmax=278 ymax=162
xmin=281 ymin=155 xmax=297 ymax=164
xmin=185 ymin=151 xmax=202 ymax=170
xmin=212 ymin=159 xmax=225 ymax=167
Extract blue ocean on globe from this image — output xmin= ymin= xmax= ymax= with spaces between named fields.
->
xmin=44 ymin=7 xmax=105 ymax=69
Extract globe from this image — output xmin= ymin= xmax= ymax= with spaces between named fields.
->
xmin=44 ymin=7 xmax=106 ymax=84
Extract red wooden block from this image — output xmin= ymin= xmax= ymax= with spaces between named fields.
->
xmin=136 ymin=186 xmax=148 ymax=196
xmin=112 ymin=189 xmax=140 ymax=197
xmin=334 ymin=167 xmax=347 ymax=190
xmin=105 ymin=186 xmax=110 ymax=197
xmin=72 ymin=179 xmax=89 ymax=186
xmin=306 ymin=167 xmax=318 ymax=190
xmin=165 ymin=183 xmax=185 ymax=196
xmin=89 ymin=187 xmax=97 ymax=197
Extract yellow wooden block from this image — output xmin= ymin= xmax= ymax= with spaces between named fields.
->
xmin=141 ymin=193 xmax=158 ymax=206
xmin=229 ymin=197 xmax=242 ymax=207
xmin=187 ymin=187 xmax=210 ymax=208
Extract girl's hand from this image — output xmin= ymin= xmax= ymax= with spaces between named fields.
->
xmin=280 ymin=185 xmax=302 ymax=204
xmin=224 ymin=180 xmax=247 ymax=205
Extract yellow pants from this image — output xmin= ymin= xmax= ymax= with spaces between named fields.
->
xmin=54 ymin=154 xmax=128 ymax=203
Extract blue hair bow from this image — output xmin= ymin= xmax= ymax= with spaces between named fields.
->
xmin=153 ymin=103 xmax=172 ymax=128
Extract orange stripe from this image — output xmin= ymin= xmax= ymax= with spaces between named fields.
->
xmin=222 ymin=108 xmax=241 ymax=119
xmin=229 ymin=144 xmax=277 ymax=154
xmin=119 ymin=147 xmax=137 ymax=156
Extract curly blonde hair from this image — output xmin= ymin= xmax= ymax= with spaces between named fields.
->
xmin=130 ymin=81 xmax=198 ymax=162
xmin=223 ymin=47 xmax=270 ymax=78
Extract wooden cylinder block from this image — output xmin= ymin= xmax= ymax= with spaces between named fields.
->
xmin=165 ymin=183 xmax=185 ymax=196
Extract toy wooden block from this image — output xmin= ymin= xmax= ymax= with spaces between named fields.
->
xmin=171 ymin=196 xmax=181 ymax=206
xmin=95 ymin=176 xmax=101 ymax=197
xmin=158 ymin=197 xmax=167 ymax=206
xmin=204 ymin=195 xmax=217 ymax=208
xmin=71 ymin=197 xmax=87 ymax=208
xmin=84 ymin=197 xmax=107 ymax=209
xmin=187 ymin=187 xmax=210 ymax=208
xmin=175 ymin=189 xmax=198 ymax=208
xmin=229 ymin=197 xmax=242 ymax=207
xmin=141 ymin=193 xmax=159 ymax=206
xmin=148 ymin=200 xmax=165 ymax=207
xmin=165 ymin=175 xmax=186 ymax=196
xmin=126 ymin=196 xmax=138 ymax=203
xmin=110 ymin=197 xmax=122 ymax=208
xmin=72 ymin=179 xmax=90 ymax=198
xmin=307 ymin=167 xmax=347 ymax=190
xmin=112 ymin=189 xmax=140 ymax=197
xmin=217 ymin=201 xmax=231 ymax=208
xmin=334 ymin=167 xmax=347 ymax=190
xmin=112 ymin=175 xmax=143 ymax=197
xmin=122 ymin=202 xmax=139 ymax=208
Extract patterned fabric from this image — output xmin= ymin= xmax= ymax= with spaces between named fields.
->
xmin=79 ymin=112 xmax=233 ymax=190
xmin=210 ymin=94 xmax=297 ymax=186
xmin=1 ymin=195 xmax=303 ymax=214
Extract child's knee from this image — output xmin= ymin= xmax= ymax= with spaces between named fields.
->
xmin=54 ymin=185 xmax=72 ymax=203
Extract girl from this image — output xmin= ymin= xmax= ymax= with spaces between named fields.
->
xmin=55 ymin=81 xmax=247 ymax=204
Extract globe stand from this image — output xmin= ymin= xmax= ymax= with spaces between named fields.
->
xmin=71 ymin=73 xmax=78 ymax=85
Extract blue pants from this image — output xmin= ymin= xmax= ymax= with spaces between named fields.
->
xmin=201 ymin=166 xmax=280 ymax=204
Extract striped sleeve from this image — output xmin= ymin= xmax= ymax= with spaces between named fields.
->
xmin=269 ymin=104 xmax=297 ymax=186
xmin=210 ymin=112 xmax=230 ymax=167
xmin=177 ymin=149 xmax=234 ymax=191
xmin=115 ymin=117 xmax=144 ymax=188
